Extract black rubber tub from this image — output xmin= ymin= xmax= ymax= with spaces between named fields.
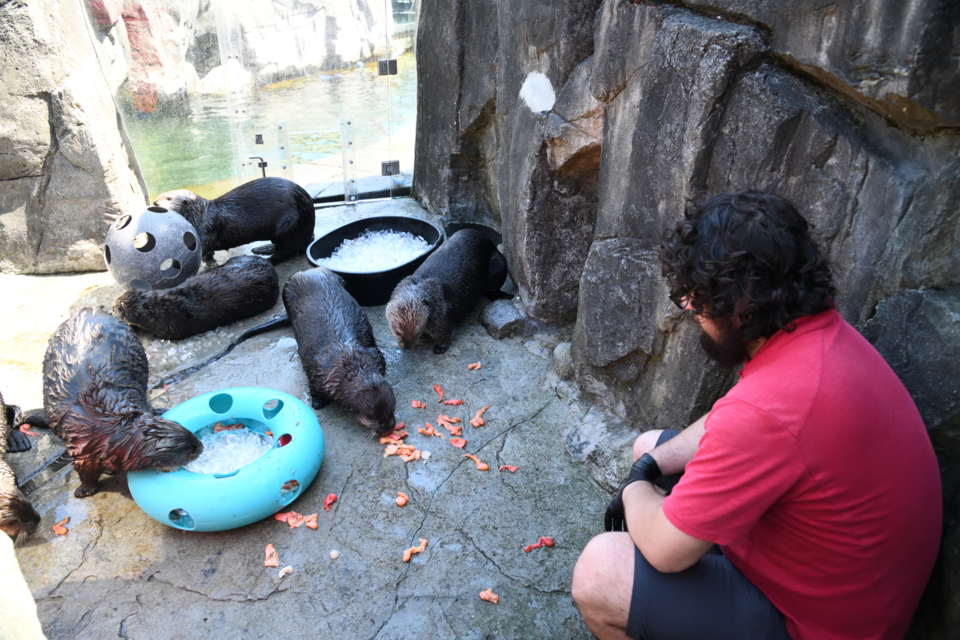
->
xmin=306 ymin=216 xmax=444 ymax=306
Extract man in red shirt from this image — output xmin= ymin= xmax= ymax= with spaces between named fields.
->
xmin=571 ymin=192 xmax=941 ymax=639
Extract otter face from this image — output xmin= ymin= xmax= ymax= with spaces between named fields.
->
xmin=355 ymin=379 xmax=397 ymax=436
xmin=386 ymin=288 xmax=429 ymax=350
xmin=153 ymin=189 xmax=198 ymax=214
xmin=138 ymin=415 xmax=203 ymax=469
xmin=0 ymin=486 xmax=41 ymax=546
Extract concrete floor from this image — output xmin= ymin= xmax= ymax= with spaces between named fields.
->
xmin=2 ymin=198 xmax=611 ymax=639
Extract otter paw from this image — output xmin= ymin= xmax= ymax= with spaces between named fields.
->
xmin=311 ymin=398 xmax=328 ymax=410
xmin=6 ymin=430 xmax=32 ymax=453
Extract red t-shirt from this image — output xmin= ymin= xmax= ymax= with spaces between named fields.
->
xmin=662 ymin=309 xmax=941 ymax=640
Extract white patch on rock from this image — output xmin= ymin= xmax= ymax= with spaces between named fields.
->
xmin=519 ymin=72 xmax=556 ymax=113
xmin=273 ymin=337 xmax=298 ymax=350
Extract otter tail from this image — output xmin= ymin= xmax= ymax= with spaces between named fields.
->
xmin=237 ymin=315 xmax=291 ymax=341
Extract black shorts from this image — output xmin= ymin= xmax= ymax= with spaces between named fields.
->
xmin=626 ymin=430 xmax=793 ymax=640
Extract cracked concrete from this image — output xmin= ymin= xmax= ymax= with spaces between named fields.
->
xmin=2 ymin=197 xmax=612 ymax=639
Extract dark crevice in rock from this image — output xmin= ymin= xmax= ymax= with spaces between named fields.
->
xmin=367 ymin=607 xmax=392 ymax=640
xmin=770 ymin=52 xmax=960 ymax=134
xmin=117 ymin=612 xmax=135 ymax=638
xmin=605 ymin=62 xmax=646 ymax=105
xmin=328 ymin=466 xmax=355 ymax=532
xmin=453 ymin=0 xmax=467 ymax=136
xmin=474 ymin=401 xmax=551 ymax=456
xmin=435 ymin=606 xmax=457 ymax=637
xmin=892 ymin=184 xmax=921 ymax=233
xmin=460 ymin=525 xmax=571 ymax=596
xmin=28 ymin=91 xmax=58 ymax=271
xmin=73 ymin=610 xmax=92 ymax=637
xmin=147 ymin=332 xmax=275 ymax=393
xmin=861 ymin=298 xmax=882 ymax=326
xmin=810 ymin=131 xmax=839 ymax=169
xmin=146 ymin=572 xmax=285 ymax=603
xmin=458 ymin=526 xmax=528 ymax=585
xmin=690 ymin=363 xmax=738 ymax=420
xmin=115 ymin=109 xmax=149 ymax=204
xmin=410 ymin=459 xmax=467 ymax=540
xmin=311 ymin=592 xmax=331 ymax=615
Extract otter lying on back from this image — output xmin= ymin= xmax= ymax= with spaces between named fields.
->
xmin=387 ymin=229 xmax=507 ymax=354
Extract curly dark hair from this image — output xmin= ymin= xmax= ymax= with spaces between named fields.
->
xmin=660 ymin=191 xmax=835 ymax=343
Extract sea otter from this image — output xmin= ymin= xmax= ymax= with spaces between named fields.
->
xmin=154 ymin=177 xmax=315 ymax=264
xmin=40 ymin=309 xmax=202 ymax=498
xmin=283 ymin=268 xmax=396 ymax=436
xmin=386 ymin=229 xmax=507 ymax=354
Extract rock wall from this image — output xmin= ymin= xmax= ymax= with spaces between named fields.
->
xmin=412 ymin=0 xmax=960 ymax=635
xmin=0 ymin=0 xmax=147 ymax=274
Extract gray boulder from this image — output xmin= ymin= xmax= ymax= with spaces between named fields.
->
xmin=565 ymin=407 xmax=639 ymax=493
xmin=0 ymin=0 xmax=147 ymax=274
xmin=479 ymin=299 xmax=528 ymax=340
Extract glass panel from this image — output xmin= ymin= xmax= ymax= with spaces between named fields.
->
xmin=387 ymin=0 xmax=418 ymax=196
xmin=81 ymin=1 xmax=417 ymax=204
xmin=211 ymin=0 xmax=418 ymax=204
xmin=81 ymin=1 xmax=240 ymax=202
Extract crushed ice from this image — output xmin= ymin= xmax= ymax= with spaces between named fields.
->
xmin=184 ymin=428 xmax=273 ymax=475
xmin=318 ymin=230 xmax=430 ymax=273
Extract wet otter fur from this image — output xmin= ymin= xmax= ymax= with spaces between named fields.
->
xmin=41 ymin=309 xmax=203 ymax=498
xmin=113 ymin=255 xmax=280 ymax=340
xmin=283 ymin=268 xmax=396 ymax=436
xmin=154 ymin=177 xmax=315 ymax=264
xmin=387 ymin=229 xmax=507 ymax=354
xmin=0 ymin=391 xmax=40 ymax=544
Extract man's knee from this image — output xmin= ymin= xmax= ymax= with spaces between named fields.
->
xmin=572 ymin=533 xmax=635 ymax=611
xmin=633 ymin=430 xmax=663 ymax=462
xmin=572 ymin=535 xmax=609 ymax=603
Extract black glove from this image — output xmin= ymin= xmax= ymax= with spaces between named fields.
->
xmin=604 ymin=453 xmax=663 ymax=532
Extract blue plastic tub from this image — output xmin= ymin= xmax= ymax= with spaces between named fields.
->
xmin=128 ymin=387 xmax=325 ymax=532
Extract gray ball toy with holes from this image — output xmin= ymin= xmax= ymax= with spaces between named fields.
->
xmin=103 ymin=206 xmax=202 ymax=290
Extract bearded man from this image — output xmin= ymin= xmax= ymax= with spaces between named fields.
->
xmin=571 ymin=192 xmax=941 ymax=640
